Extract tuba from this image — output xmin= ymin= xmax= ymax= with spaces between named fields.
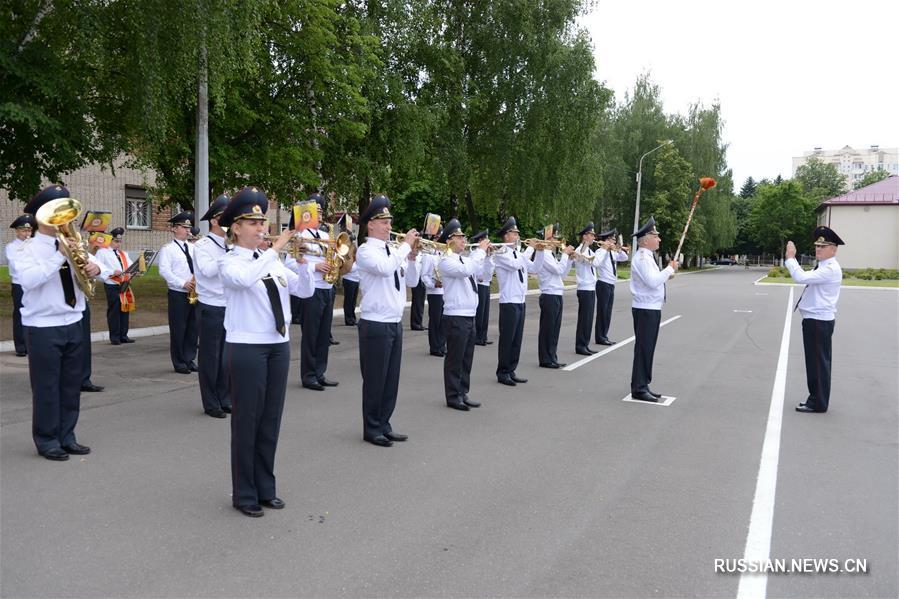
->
xmin=35 ymin=198 xmax=96 ymax=298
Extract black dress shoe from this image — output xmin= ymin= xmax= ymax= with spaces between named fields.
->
xmin=576 ymin=349 xmax=592 ymax=356
xmin=597 ymin=339 xmax=615 ymax=346
xmin=483 ymin=340 xmax=494 ymax=345
xmin=260 ymin=497 xmax=286 ymax=509
xmin=329 ymin=339 xmax=340 ymax=345
xmin=366 ymin=435 xmax=393 ymax=447
xmin=474 ymin=341 xmax=487 ymax=346
xmin=15 ymin=352 xmax=27 ymax=357
xmin=384 ymin=431 xmax=408 ymax=442
xmin=430 ymin=351 xmax=446 ymax=357
xmin=446 ymin=402 xmax=470 ymax=411
xmin=235 ymin=504 xmax=264 ymax=517
xmin=630 ymin=391 xmax=659 ymax=402
xmin=411 ymin=325 xmax=425 ymax=331
xmin=795 ymin=405 xmax=825 ymax=413
xmin=345 ymin=321 xmax=357 ymax=326
xmin=221 ymin=406 xmax=232 ymax=414
xmin=81 ymin=383 xmax=104 ymax=392
xmin=498 ymin=377 xmax=517 ymax=386
xmin=647 ymin=389 xmax=662 ymax=399
xmin=62 ymin=442 xmax=91 ymax=455
xmin=110 ymin=340 xmax=121 ymax=345
xmin=121 ymin=337 xmax=136 ymax=344
xmin=539 ymin=363 xmax=559 ymax=369
xmin=188 ymin=362 xmax=198 ymax=372
xmin=174 ymin=367 xmax=191 ymax=374
xmin=303 ymin=382 xmax=325 ymax=391
xmin=510 ymin=374 xmax=528 ymax=384
xmin=463 ymin=397 xmax=481 ymax=408
xmin=205 ymin=409 xmax=227 ymax=419
xmin=318 ymin=378 xmax=339 ymax=387
xmin=39 ymin=448 xmax=69 ymax=461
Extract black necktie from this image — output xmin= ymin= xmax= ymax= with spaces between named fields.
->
xmin=209 ymin=236 xmax=229 ymax=252
xmin=385 ymin=245 xmax=400 ymax=290
xmin=460 ymin=256 xmax=477 ymax=292
xmin=609 ymin=250 xmax=617 ymax=277
xmin=513 ymin=250 xmax=524 ymax=282
xmin=254 ymin=252 xmax=285 ymax=335
xmin=178 ymin=241 xmax=194 ymax=273
xmin=311 ymin=229 xmax=320 ymax=239
xmin=794 ymin=264 xmax=818 ymax=312
xmin=55 ymin=241 xmax=77 ymax=307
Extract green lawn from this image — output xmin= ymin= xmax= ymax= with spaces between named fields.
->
xmin=759 ymin=276 xmax=899 ymax=288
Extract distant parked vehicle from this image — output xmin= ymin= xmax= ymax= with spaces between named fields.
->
xmin=712 ymin=257 xmax=736 ymax=265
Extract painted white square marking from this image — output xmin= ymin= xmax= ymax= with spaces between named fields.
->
xmin=621 ymin=394 xmax=676 ymax=406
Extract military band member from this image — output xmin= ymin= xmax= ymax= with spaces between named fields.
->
xmin=94 ymin=227 xmax=134 ymax=345
xmin=786 ymin=226 xmax=844 ymax=414
xmin=218 ymin=187 xmax=315 ymax=517
xmin=158 ymin=210 xmax=198 ymax=374
xmin=296 ymin=193 xmax=338 ymax=391
xmin=572 ymin=223 xmax=599 ymax=355
xmin=193 ymin=194 xmax=232 ymax=418
xmin=18 ymin=185 xmax=104 ymax=460
xmin=493 ymin=217 xmax=543 ymax=385
xmin=420 ymin=235 xmax=446 ymax=357
xmin=629 ymin=216 xmax=678 ymax=402
xmin=410 ymin=259 xmax=427 ymax=332
xmin=471 ymin=230 xmax=495 ymax=346
xmin=594 ymin=227 xmax=629 ymax=346
xmin=7 ymin=214 xmax=35 ymax=357
xmin=536 ymin=235 xmax=573 ymax=368
xmin=355 ymin=195 xmax=420 ymax=447
xmin=341 ymin=260 xmax=360 ymax=326
xmin=438 ymin=220 xmax=490 ymax=410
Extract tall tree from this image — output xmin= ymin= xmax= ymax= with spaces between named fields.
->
xmin=793 ymin=157 xmax=844 ymax=202
xmin=749 ymin=180 xmax=817 ymax=255
xmin=853 ymin=168 xmax=891 ymax=190
xmin=739 ymin=177 xmax=757 ymax=199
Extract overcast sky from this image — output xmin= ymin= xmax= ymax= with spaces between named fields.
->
xmin=580 ymin=0 xmax=899 ymax=189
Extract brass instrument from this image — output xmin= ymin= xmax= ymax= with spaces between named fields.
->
xmin=187 ymin=275 xmax=198 ymax=305
xmin=389 ymin=232 xmax=448 ymax=255
xmin=465 ymin=242 xmax=516 ymax=254
xmin=292 ymin=225 xmax=353 ymax=285
xmin=35 ymin=198 xmax=96 ymax=298
xmin=523 ymin=238 xmax=566 ymax=251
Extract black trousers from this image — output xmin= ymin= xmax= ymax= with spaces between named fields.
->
xmin=104 ymin=284 xmax=130 ymax=342
xmin=358 ymin=320 xmax=403 ymax=441
xmin=427 ymin=294 xmax=446 ymax=353
xmin=290 ymin=295 xmax=303 ymax=325
xmin=198 ymin=303 xmax=230 ymax=412
xmin=25 ymin=321 xmax=84 ymax=453
xmin=595 ymin=281 xmax=615 ymax=343
xmin=298 ymin=288 xmax=333 ymax=385
xmin=342 ymin=279 xmax=359 ymax=325
xmin=631 ymin=308 xmax=661 ymax=394
xmin=575 ymin=289 xmax=595 ymax=352
xmin=443 ymin=315 xmax=476 ymax=405
xmin=11 ymin=283 xmax=26 ymax=354
xmin=496 ymin=303 xmax=525 ymax=379
xmin=227 ymin=341 xmax=289 ymax=507
xmin=81 ymin=304 xmax=93 ymax=385
xmin=538 ymin=294 xmax=563 ymax=366
xmin=410 ymin=280 xmax=426 ymax=328
xmin=167 ymin=289 xmax=198 ymax=371
xmin=802 ymin=318 xmax=835 ymax=411
xmin=475 ymin=284 xmax=491 ymax=343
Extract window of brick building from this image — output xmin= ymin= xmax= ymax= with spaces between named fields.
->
xmin=125 ymin=185 xmax=151 ymax=229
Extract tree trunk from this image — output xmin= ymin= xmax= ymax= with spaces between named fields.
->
xmin=463 ymin=189 xmax=479 ymax=232
xmin=449 ymin=193 xmax=458 ymax=220
xmin=358 ymin=176 xmax=371 ymax=243
xmin=194 ymin=42 xmax=210 ymax=234
xmin=16 ymin=0 xmax=51 ymax=55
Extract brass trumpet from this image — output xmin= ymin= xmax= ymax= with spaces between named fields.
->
xmin=465 ymin=242 xmax=517 ymax=254
xmin=523 ymin=238 xmax=566 ymax=251
xmin=35 ymin=197 xmax=96 ymax=298
xmin=389 ymin=232 xmax=447 ymax=255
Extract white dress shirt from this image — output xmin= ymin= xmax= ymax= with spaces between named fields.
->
xmin=536 ymin=250 xmax=570 ymax=296
xmin=420 ymin=253 xmax=444 ymax=296
xmin=5 ymin=238 xmax=24 ymax=284
xmin=158 ymin=239 xmax=195 ymax=293
xmin=16 ymin=232 xmax=105 ymax=327
xmin=439 ymin=249 xmax=485 ymax=316
xmin=342 ymin=260 xmax=360 ymax=283
xmin=356 ymin=237 xmax=420 ymax=323
xmin=94 ymin=247 xmax=130 ymax=285
xmin=595 ymin=247 xmax=629 ymax=285
xmin=785 ymin=256 xmax=842 ymax=321
xmin=219 ymin=246 xmax=315 ymax=344
xmin=477 ymin=253 xmax=495 ymax=287
xmin=193 ymin=232 xmax=229 ymax=307
xmin=630 ymin=247 xmax=674 ymax=310
xmin=573 ymin=244 xmax=598 ymax=290
xmin=493 ymin=246 xmax=544 ymax=304
xmin=299 ymin=227 xmax=333 ymax=290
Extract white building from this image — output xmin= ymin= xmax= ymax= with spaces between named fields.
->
xmin=793 ymin=145 xmax=899 ymax=190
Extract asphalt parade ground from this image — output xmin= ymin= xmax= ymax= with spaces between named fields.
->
xmin=1 ymin=267 xmax=896 ymax=598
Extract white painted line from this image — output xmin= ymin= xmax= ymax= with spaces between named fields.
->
xmin=622 ymin=394 xmax=676 ymax=406
xmin=733 ymin=309 xmax=753 ymax=313
xmin=736 ymin=286 xmax=794 ymax=599
xmin=563 ymin=314 xmax=682 ymax=371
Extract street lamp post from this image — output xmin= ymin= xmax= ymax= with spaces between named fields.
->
xmin=632 ymin=139 xmax=674 ymax=255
